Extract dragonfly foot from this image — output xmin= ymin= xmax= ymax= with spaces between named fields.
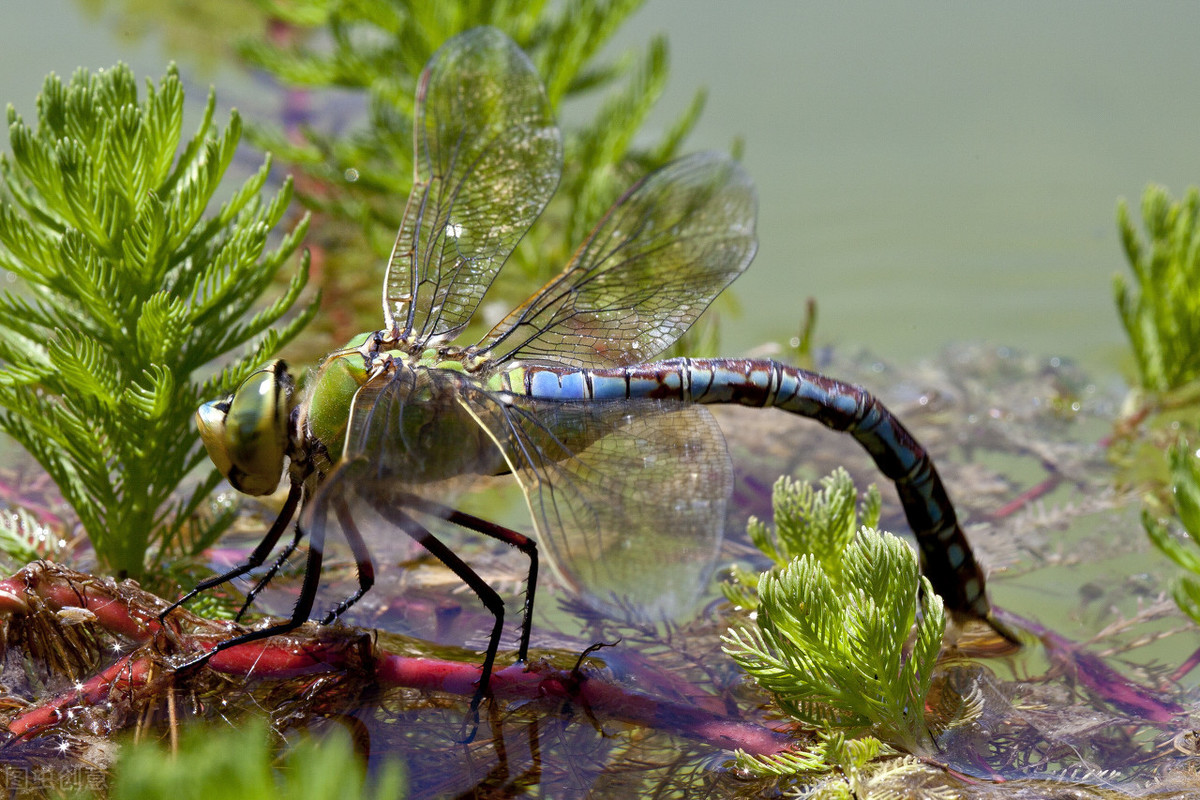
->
xmin=158 ymin=592 xmax=198 ymax=623
xmin=319 ymin=601 xmax=354 ymax=625
xmin=572 ymin=639 xmax=619 ymax=678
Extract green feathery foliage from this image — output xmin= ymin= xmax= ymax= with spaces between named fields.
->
xmin=1115 ymin=185 xmax=1200 ymax=394
xmin=0 ymin=64 xmax=317 ymax=578
xmin=721 ymin=469 xmax=945 ymax=776
xmin=731 ymin=730 xmax=882 ymax=781
xmin=723 ymin=470 xmax=881 ymax=610
xmin=241 ymin=0 xmax=709 ymax=344
xmin=1143 ymin=437 xmax=1200 ymax=624
xmin=109 ymin=717 xmax=405 ymax=799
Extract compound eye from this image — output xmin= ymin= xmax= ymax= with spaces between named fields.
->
xmin=195 ymin=398 xmax=234 ymax=479
xmin=196 ymin=361 xmax=294 ymax=495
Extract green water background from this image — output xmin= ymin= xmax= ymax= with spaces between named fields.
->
xmin=6 ymin=2 xmax=1200 ymax=377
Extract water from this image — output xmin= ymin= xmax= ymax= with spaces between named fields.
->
xmin=604 ymin=2 xmax=1200 ymax=373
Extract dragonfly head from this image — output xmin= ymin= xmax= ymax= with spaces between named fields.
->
xmin=196 ymin=360 xmax=296 ymax=496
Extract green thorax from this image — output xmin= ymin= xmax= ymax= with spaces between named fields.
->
xmin=302 ymin=335 xmax=508 ymax=479
xmin=303 ymin=348 xmax=369 ymax=469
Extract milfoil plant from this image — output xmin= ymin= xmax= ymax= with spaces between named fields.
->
xmin=1143 ymin=438 xmax=1200 ymax=625
xmin=721 ymin=470 xmax=946 ymax=784
xmin=0 ymin=64 xmax=316 ymax=579
xmin=1115 ymin=184 xmax=1200 ymax=396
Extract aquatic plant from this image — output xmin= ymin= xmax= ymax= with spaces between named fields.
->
xmin=1143 ymin=437 xmax=1200 ymax=624
xmin=110 ymin=716 xmax=405 ymax=799
xmin=0 ymin=64 xmax=316 ymax=578
xmin=722 ymin=470 xmax=945 ymax=778
xmin=727 ymin=469 xmax=881 ymax=597
xmin=1115 ymin=184 xmax=1200 ymax=394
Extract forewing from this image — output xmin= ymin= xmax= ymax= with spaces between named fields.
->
xmin=475 ymin=151 xmax=757 ymax=368
xmin=385 ymin=27 xmax=562 ymax=343
xmin=473 ymin=393 xmax=733 ymax=621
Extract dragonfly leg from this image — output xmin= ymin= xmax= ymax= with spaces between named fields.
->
xmin=366 ymin=497 xmax=506 ymax=717
xmin=444 ymin=509 xmax=537 ymax=664
xmin=235 ymin=518 xmax=305 ymax=621
xmin=319 ymin=494 xmax=376 ymax=624
xmin=175 ymin=493 xmax=328 ymax=671
xmin=405 ymin=495 xmax=539 ymax=663
xmin=160 ymin=483 xmax=302 ymax=621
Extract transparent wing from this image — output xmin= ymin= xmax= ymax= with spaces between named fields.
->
xmin=308 ymin=364 xmax=729 ymax=622
xmin=384 ymin=27 xmax=563 ymax=344
xmin=295 ymin=365 xmax=518 ymax=615
xmin=473 ymin=151 xmax=757 ymax=368
xmin=464 ymin=391 xmax=733 ymax=621
xmin=342 ymin=363 xmax=509 ymax=487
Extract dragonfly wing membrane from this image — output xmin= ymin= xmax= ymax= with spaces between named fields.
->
xmin=385 ymin=27 xmax=563 ymax=342
xmin=342 ymin=364 xmax=509 ymax=487
xmin=464 ymin=393 xmax=732 ymax=621
xmin=477 ymin=151 xmax=757 ymax=368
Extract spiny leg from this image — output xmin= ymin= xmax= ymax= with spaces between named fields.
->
xmin=405 ymin=494 xmax=538 ymax=662
xmin=365 ymin=496 xmax=506 ymax=717
xmin=175 ymin=493 xmax=329 ymax=669
xmin=320 ymin=494 xmax=377 ymax=624
xmin=235 ymin=518 xmax=306 ymax=621
xmin=160 ymin=484 xmax=302 ymax=620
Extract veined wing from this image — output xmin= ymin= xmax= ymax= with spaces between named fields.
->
xmin=384 ymin=27 xmax=562 ymax=344
xmin=298 ymin=364 xmax=519 ymax=589
xmin=472 ymin=151 xmax=757 ymax=369
xmin=340 ymin=362 xmax=509 ymax=487
xmin=309 ymin=362 xmax=730 ymax=621
xmin=464 ymin=391 xmax=733 ymax=621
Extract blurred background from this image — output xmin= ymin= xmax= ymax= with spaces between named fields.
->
xmin=4 ymin=0 xmax=1200 ymax=375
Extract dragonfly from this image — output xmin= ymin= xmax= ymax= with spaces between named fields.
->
xmin=168 ymin=27 xmax=1011 ymax=706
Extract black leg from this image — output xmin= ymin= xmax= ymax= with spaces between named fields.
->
xmin=404 ymin=495 xmax=539 ymax=663
xmin=176 ymin=489 xmax=328 ymax=669
xmin=320 ymin=494 xmax=377 ymax=623
xmin=235 ymin=517 xmax=305 ymax=621
xmin=160 ymin=483 xmax=302 ymax=620
xmin=365 ymin=496 xmax=505 ymax=717
xmin=169 ymin=473 xmax=539 ymax=723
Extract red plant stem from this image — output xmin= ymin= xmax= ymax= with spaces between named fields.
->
xmin=377 ymin=656 xmax=791 ymax=756
xmin=9 ymin=655 xmax=151 ymax=737
xmin=983 ymin=471 xmax=1063 ymax=521
xmin=0 ymin=563 xmax=793 ymax=756
xmin=1169 ymin=644 xmax=1200 ymax=684
xmin=0 ymin=570 xmax=163 ymax=640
